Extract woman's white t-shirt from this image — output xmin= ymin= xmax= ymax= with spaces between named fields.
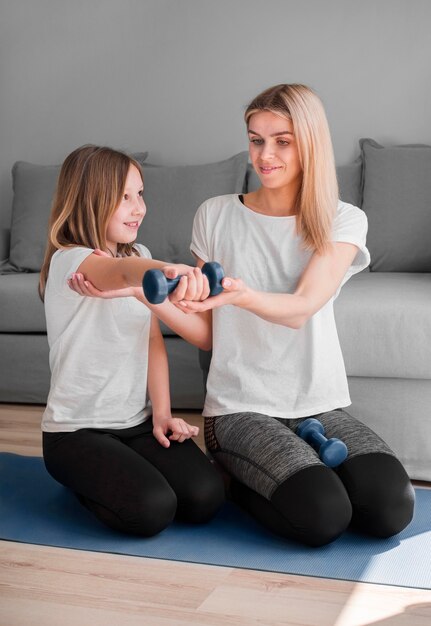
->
xmin=191 ymin=194 xmax=370 ymax=419
xmin=42 ymin=245 xmax=152 ymax=432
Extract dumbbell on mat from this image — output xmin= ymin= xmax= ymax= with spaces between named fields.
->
xmin=297 ymin=418 xmax=348 ymax=468
xmin=143 ymin=261 xmax=225 ymax=305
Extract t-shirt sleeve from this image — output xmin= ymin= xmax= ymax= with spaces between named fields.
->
xmin=190 ymin=202 xmax=210 ymax=263
xmin=134 ymin=243 xmax=152 ymax=260
xmin=48 ymin=247 xmax=94 ymax=297
xmin=332 ymin=202 xmax=370 ymax=296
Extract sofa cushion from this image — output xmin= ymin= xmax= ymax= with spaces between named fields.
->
xmin=360 ymin=138 xmax=431 ymax=272
xmin=4 ymin=152 xmax=148 ymax=273
xmin=136 ymin=152 xmax=249 ymax=263
xmin=336 ymin=160 xmax=362 ymax=207
xmin=0 ymin=273 xmax=45 ymax=332
xmin=245 ymin=161 xmax=362 ymax=207
xmin=335 ymin=271 xmax=431 ymax=379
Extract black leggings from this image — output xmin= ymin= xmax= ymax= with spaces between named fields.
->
xmin=205 ymin=409 xmax=415 ymax=547
xmin=43 ymin=419 xmax=225 ymax=537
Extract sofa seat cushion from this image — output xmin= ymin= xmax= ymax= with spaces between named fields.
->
xmin=335 ymin=272 xmax=431 ymax=379
xmin=0 ymin=273 xmax=46 ymax=332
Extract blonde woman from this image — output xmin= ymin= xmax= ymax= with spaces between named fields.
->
xmin=170 ymin=84 xmax=415 ymax=546
xmin=39 ymin=146 xmax=224 ymax=536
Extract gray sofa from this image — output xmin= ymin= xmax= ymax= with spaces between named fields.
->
xmin=1 ymin=141 xmax=430 ymax=480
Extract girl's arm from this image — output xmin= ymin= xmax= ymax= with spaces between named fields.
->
xmin=69 ymin=256 xmax=213 ymax=350
xmin=180 ymin=243 xmax=359 ymax=329
xmin=147 ymin=315 xmax=199 ymax=448
xmin=76 ymin=250 xmax=194 ymax=292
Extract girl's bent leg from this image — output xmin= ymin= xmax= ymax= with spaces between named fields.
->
xmin=43 ymin=429 xmax=177 ymax=536
xmin=205 ymin=413 xmax=352 ymax=546
xmin=128 ymin=427 xmax=225 ymax=524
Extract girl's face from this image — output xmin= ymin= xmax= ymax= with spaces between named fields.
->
xmin=247 ymin=111 xmax=303 ymax=191
xmin=106 ymin=165 xmax=146 ymax=252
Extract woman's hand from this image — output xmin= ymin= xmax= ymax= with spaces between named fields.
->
xmin=172 ymin=276 xmax=250 ymax=313
xmin=152 ymin=415 xmax=199 ymax=448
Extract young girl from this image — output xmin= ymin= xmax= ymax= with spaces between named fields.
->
xmin=170 ymin=84 xmax=415 ymax=546
xmin=39 ymin=145 xmax=224 ymax=536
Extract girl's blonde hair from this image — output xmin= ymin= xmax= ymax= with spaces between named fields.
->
xmin=39 ymin=145 xmax=143 ymax=301
xmin=245 ymin=84 xmax=338 ymax=253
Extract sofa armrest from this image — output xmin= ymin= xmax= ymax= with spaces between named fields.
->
xmin=0 ymin=228 xmax=10 ymax=261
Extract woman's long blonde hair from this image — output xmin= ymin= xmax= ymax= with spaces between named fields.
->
xmin=245 ymin=84 xmax=338 ymax=253
xmin=39 ymin=145 xmax=143 ymax=301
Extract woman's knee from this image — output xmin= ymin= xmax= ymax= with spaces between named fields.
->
xmin=337 ymin=452 xmax=415 ymax=538
xmin=271 ymin=465 xmax=352 ymax=547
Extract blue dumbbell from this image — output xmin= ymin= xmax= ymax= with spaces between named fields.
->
xmin=143 ymin=261 xmax=225 ymax=305
xmin=297 ymin=418 xmax=348 ymax=468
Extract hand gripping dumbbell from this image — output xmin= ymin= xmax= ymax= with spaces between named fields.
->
xmin=143 ymin=261 xmax=225 ymax=305
xmin=296 ymin=418 xmax=348 ymax=468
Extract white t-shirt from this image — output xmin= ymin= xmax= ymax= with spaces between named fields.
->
xmin=42 ymin=245 xmax=152 ymax=432
xmin=191 ymin=194 xmax=370 ymax=419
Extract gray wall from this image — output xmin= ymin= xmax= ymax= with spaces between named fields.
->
xmin=1 ymin=0 xmax=430 ymax=229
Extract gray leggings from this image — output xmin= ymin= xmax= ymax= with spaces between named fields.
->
xmin=205 ymin=409 xmax=415 ymax=546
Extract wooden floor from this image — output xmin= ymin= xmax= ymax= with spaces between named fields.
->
xmin=1 ymin=404 xmax=430 ymax=626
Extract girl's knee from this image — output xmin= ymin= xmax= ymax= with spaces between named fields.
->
xmin=177 ymin=468 xmax=225 ymax=524
xmin=133 ymin=487 xmax=178 ymax=536
xmin=271 ymin=465 xmax=352 ymax=547
xmin=85 ymin=484 xmax=178 ymax=537
xmin=338 ymin=453 xmax=415 ymax=537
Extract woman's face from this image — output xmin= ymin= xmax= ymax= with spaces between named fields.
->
xmin=247 ymin=111 xmax=303 ymax=192
xmin=106 ymin=165 xmax=146 ymax=250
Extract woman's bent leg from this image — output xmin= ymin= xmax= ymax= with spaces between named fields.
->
xmin=205 ymin=413 xmax=352 ymax=546
xmin=307 ymin=409 xmax=415 ymax=537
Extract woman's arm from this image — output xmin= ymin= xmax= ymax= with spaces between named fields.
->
xmin=180 ymin=243 xmax=359 ymax=329
xmin=147 ymin=315 xmax=199 ymax=448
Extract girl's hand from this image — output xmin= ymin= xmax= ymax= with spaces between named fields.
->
xmin=152 ymin=415 xmax=199 ymax=448
xmin=168 ymin=267 xmax=211 ymax=304
xmin=162 ymin=264 xmax=196 ymax=278
xmin=174 ymin=276 xmax=250 ymax=313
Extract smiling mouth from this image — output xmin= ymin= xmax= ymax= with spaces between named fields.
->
xmin=124 ymin=221 xmax=139 ymax=227
xmin=259 ymin=166 xmax=282 ymax=174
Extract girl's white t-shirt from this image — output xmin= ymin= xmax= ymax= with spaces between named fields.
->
xmin=191 ymin=194 xmax=370 ymax=419
xmin=42 ymin=245 xmax=152 ymax=432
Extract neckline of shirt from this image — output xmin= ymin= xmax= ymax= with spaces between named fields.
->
xmin=236 ymin=194 xmax=297 ymax=220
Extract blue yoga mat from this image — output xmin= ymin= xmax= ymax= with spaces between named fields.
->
xmin=0 ymin=453 xmax=430 ymax=589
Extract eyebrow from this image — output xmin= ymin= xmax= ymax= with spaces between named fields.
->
xmin=248 ymin=129 xmax=294 ymax=136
